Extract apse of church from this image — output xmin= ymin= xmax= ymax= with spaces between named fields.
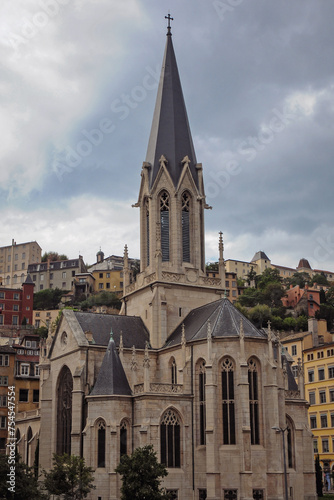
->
xmin=19 ymin=17 xmax=317 ymax=500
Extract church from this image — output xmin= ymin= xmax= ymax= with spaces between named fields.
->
xmin=18 ymin=18 xmax=316 ymax=500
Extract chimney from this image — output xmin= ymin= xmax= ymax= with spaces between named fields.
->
xmin=308 ymin=318 xmax=319 ymax=347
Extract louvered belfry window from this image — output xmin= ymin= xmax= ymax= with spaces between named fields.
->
xmin=182 ymin=192 xmax=190 ymax=262
xmin=160 ymin=191 xmax=170 ymax=262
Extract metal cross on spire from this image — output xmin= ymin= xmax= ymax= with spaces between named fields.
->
xmin=165 ymin=13 xmax=173 ymax=34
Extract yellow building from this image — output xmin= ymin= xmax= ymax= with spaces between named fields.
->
xmin=283 ymin=319 xmax=334 ymax=487
xmin=33 ymin=309 xmax=60 ymax=330
xmin=282 ymin=319 xmax=331 ymax=376
xmin=304 ymin=340 xmax=334 ymax=488
xmin=91 ymin=269 xmax=123 ymax=295
xmin=0 ymin=240 xmax=42 ymax=288
xmin=225 ymin=258 xmax=255 ymax=277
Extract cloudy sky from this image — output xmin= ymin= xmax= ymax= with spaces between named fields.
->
xmin=1 ymin=0 xmax=334 ymax=272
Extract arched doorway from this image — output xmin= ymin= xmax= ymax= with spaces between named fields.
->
xmin=56 ymin=365 xmax=73 ymax=455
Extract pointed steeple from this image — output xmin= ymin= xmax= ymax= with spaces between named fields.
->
xmin=90 ymin=336 xmax=131 ymax=396
xmin=146 ymin=17 xmax=198 ymax=189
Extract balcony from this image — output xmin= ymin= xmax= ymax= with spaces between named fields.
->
xmin=134 ymin=383 xmax=183 ymax=395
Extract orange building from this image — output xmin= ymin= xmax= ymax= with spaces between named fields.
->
xmin=282 ymin=284 xmax=321 ymax=317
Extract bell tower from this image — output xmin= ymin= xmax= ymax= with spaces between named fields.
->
xmin=122 ymin=17 xmax=224 ymax=347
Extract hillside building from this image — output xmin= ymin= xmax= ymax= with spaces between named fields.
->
xmin=0 ymin=240 xmax=42 ymax=289
xmin=27 ymin=255 xmax=86 ymax=292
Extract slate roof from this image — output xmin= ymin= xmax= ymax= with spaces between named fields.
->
xmin=145 ymin=30 xmax=198 ymax=189
xmin=251 ymin=251 xmax=270 ymax=262
xmin=73 ymin=312 xmax=149 ymax=349
xmin=90 ymin=336 xmax=131 ymax=396
xmin=165 ymin=298 xmax=267 ymax=348
xmin=23 ymin=274 xmax=34 ymax=285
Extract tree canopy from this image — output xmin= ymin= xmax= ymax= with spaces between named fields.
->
xmin=0 ymin=452 xmax=46 ymax=500
xmin=115 ymin=445 xmax=170 ymax=500
xmin=206 ymin=261 xmax=219 ymax=272
xmin=41 ymin=251 xmax=68 ymax=262
xmin=33 ymin=287 xmax=65 ymax=310
xmin=43 ymin=453 xmax=95 ymax=500
xmin=236 ymin=267 xmax=309 ymax=332
xmin=78 ymin=291 xmax=121 ymax=311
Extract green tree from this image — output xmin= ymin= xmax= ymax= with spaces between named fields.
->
xmin=270 ymin=315 xmax=283 ymax=331
xmin=325 ymin=286 xmax=334 ymax=306
xmin=237 ymin=287 xmax=264 ymax=307
xmin=310 ymin=273 xmax=329 ymax=286
xmin=262 ymin=282 xmax=286 ymax=308
xmin=282 ymin=317 xmax=297 ymax=331
xmin=0 ymin=452 xmax=46 ymax=500
xmin=245 ymin=265 xmax=257 ymax=286
xmin=205 ymin=261 xmax=218 ymax=272
xmin=41 ymin=251 xmax=68 ymax=262
xmin=315 ymin=304 xmax=334 ymax=331
xmin=296 ymin=315 xmax=308 ymax=332
xmin=115 ymin=445 xmax=170 ymax=500
xmin=248 ymin=304 xmax=271 ymax=329
xmin=284 ymin=272 xmax=310 ymax=288
xmin=256 ymin=268 xmax=282 ymax=290
xmin=33 ymin=288 xmax=65 ymax=310
xmin=43 ymin=453 xmax=95 ymax=500
xmin=78 ymin=291 xmax=121 ymax=311
xmin=34 ymin=326 xmax=49 ymax=339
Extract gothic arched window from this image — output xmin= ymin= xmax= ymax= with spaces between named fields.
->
xmin=198 ymin=360 xmax=206 ymax=445
xmin=182 ymin=192 xmax=190 ymax=262
xmin=145 ymin=198 xmax=150 ymax=266
xmin=248 ymin=358 xmax=260 ymax=445
xmin=97 ymin=420 xmax=106 ymax=468
xmin=222 ymin=357 xmax=235 ymax=445
xmin=120 ymin=420 xmax=128 ymax=458
xmin=170 ymin=357 xmax=177 ymax=385
xmin=56 ymin=365 xmax=73 ymax=455
xmin=26 ymin=427 xmax=33 ymax=466
xmin=160 ymin=191 xmax=170 ymax=262
xmin=286 ymin=416 xmax=295 ymax=469
xmin=160 ymin=409 xmax=181 ymax=468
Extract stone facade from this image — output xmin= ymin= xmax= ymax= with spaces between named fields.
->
xmin=16 ymin=22 xmax=316 ymax=500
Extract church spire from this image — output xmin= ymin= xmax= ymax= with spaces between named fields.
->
xmin=145 ymin=15 xmax=198 ymax=189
